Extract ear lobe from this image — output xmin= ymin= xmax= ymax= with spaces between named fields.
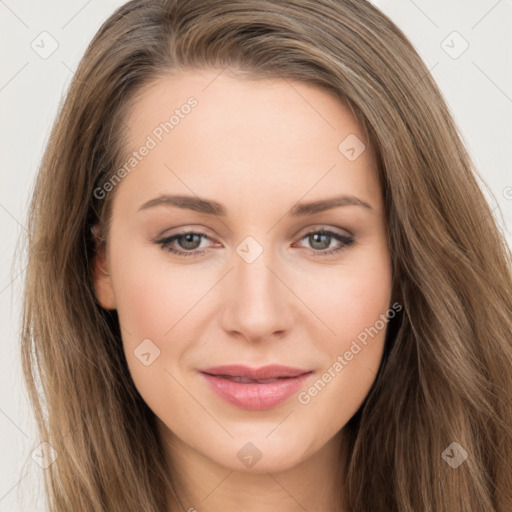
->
xmin=91 ymin=224 xmax=117 ymax=310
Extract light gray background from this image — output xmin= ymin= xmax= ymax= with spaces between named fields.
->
xmin=1 ymin=1 xmax=511 ymax=510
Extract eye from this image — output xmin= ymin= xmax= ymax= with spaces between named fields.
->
xmin=156 ymin=230 xmax=212 ymax=258
xmin=155 ymin=227 xmax=354 ymax=258
xmin=294 ymin=228 xmax=354 ymax=256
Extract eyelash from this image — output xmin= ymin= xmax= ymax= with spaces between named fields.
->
xmin=155 ymin=228 xmax=354 ymax=258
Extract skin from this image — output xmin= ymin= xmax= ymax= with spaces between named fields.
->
xmin=93 ymin=68 xmax=393 ymax=512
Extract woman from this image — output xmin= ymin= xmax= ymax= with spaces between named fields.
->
xmin=21 ymin=0 xmax=512 ymax=510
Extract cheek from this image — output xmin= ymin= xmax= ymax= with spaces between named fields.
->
xmin=111 ymin=243 xmax=211 ymax=342
xmin=302 ymin=247 xmax=392 ymax=351
xmin=108 ymin=243 xmax=207 ymax=383
xmin=109 ymin=247 xmax=209 ymax=418
xmin=337 ymin=271 xmax=392 ymax=348
xmin=294 ymin=248 xmax=392 ymax=418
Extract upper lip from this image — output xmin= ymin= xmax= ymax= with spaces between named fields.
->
xmin=200 ymin=364 xmax=312 ymax=380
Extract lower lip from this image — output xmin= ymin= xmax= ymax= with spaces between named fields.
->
xmin=201 ymin=372 xmax=313 ymax=410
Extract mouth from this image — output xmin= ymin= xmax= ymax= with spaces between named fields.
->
xmin=200 ymin=364 xmax=311 ymax=380
xmin=199 ymin=364 xmax=314 ymax=410
xmin=204 ymin=375 xmax=293 ymax=384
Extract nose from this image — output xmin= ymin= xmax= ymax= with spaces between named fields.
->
xmin=220 ymin=244 xmax=296 ymax=343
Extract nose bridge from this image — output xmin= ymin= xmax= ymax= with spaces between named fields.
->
xmin=236 ymin=247 xmax=276 ymax=302
xmin=221 ymin=234 xmax=293 ymax=341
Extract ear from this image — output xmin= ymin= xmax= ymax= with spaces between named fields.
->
xmin=91 ymin=224 xmax=117 ymax=310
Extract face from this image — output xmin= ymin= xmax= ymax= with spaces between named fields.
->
xmin=93 ymin=68 xmax=392 ymax=475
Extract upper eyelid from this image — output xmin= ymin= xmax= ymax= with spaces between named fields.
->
xmin=158 ymin=227 xmax=353 ymax=247
xmin=159 ymin=223 xmax=352 ymax=239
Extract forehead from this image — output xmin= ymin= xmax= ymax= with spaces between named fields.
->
xmin=116 ymin=69 xmax=381 ymax=212
xmin=125 ymin=68 xmax=365 ymax=148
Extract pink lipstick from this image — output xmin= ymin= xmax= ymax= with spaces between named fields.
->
xmin=199 ymin=364 xmax=313 ymax=410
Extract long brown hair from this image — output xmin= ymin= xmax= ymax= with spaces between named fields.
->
xmin=21 ymin=0 xmax=512 ymax=510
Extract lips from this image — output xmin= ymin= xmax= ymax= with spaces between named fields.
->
xmin=199 ymin=364 xmax=313 ymax=410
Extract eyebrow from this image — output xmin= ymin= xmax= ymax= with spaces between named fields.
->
xmin=137 ymin=194 xmax=375 ymax=216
